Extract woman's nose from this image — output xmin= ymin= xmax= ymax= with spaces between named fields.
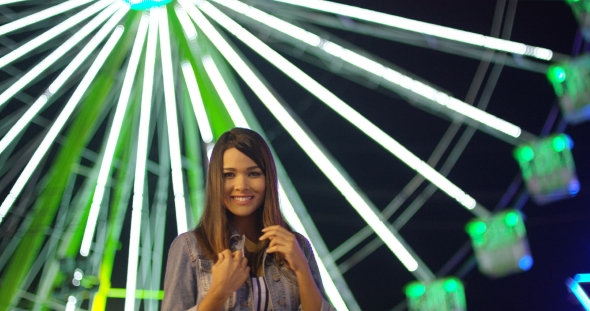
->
xmin=234 ymin=175 xmax=250 ymax=191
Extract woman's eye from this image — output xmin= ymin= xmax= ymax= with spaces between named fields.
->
xmin=249 ymin=171 xmax=263 ymax=177
xmin=223 ymin=172 xmax=234 ymax=178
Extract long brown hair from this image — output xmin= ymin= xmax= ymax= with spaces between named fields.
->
xmin=195 ymin=128 xmax=290 ymax=261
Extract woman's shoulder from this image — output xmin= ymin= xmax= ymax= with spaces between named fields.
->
xmin=169 ymin=231 xmax=202 ymax=262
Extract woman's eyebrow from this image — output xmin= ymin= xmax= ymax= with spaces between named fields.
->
xmin=222 ymin=166 xmax=261 ymax=171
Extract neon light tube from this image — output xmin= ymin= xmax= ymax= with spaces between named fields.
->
xmin=273 ymin=0 xmax=553 ymax=61
xmin=0 ymin=0 xmax=94 ymax=36
xmin=181 ymin=61 xmax=214 ymax=143
xmin=159 ymin=7 xmax=188 ymax=235
xmin=0 ymin=1 xmax=122 ymax=109
xmin=576 ymin=274 xmax=590 ymax=283
xmin=202 ymin=55 xmax=249 ymax=128
xmin=174 ymin=5 xmax=197 ymax=40
xmin=0 ymin=4 xmax=128 ymax=156
xmin=125 ymin=7 xmax=159 ymax=311
xmin=568 ymin=279 xmax=590 ymax=311
xmin=0 ymin=0 xmax=116 ymax=70
xmin=215 ymin=0 xmax=522 ymax=139
xmin=195 ymin=1 xmax=485 ymax=215
xmin=0 ymin=26 xmax=124 ymax=225
xmin=181 ymin=0 xmax=425 ymax=278
xmin=80 ymin=13 xmax=149 ymax=257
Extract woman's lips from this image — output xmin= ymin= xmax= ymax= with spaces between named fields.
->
xmin=231 ymin=196 xmax=254 ymax=204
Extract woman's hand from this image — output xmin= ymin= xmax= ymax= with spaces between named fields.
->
xmin=260 ymin=225 xmax=308 ymax=273
xmin=210 ymin=249 xmax=250 ymax=299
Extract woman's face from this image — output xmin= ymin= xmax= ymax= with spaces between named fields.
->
xmin=223 ymin=148 xmax=266 ymax=219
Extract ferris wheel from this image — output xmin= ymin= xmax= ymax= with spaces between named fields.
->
xmin=0 ymin=0 xmax=582 ymax=310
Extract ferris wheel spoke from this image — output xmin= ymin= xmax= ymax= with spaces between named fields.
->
xmin=0 ymin=0 xmax=116 ymax=71
xmin=0 ymin=4 xmax=129 ymax=158
xmin=0 ymin=22 xmax=124 ymax=226
xmin=214 ymin=0 xmax=534 ymax=146
xmin=196 ymin=1 xmax=491 ymax=220
xmin=79 ymin=13 xmax=148 ymax=258
xmin=159 ymin=6 xmax=189 ymax=235
xmin=125 ymin=8 xmax=159 ymax=311
xmin=0 ymin=0 xmax=95 ymax=36
xmin=270 ymin=0 xmax=557 ymax=61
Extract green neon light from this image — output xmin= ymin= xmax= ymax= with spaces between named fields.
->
xmin=515 ymin=146 xmax=534 ymax=162
xmin=123 ymin=0 xmax=172 ymax=11
xmin=466 ymin=221 xmax=486 ymax=237
xmin=108 ymin=288 xmax=164 ymax=300
xmin=547 ymin=66 xmax=566 ymax=83
xmin=443 ymin=279 xmax=459 ymax=292
xmin=405 ymin=283 xmax=425 ymax=298
xmin=504 ymin=212 xmax=519 ymax=227
xmin=552 ymin=135 xmax=567 ymax=152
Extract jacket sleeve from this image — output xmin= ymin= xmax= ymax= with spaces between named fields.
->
xmin=296 ymin=234 xmax=337 ymax=311
xmin=161 ymin=233 xmax=199 ymax=311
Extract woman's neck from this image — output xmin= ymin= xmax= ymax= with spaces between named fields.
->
xmin=231 ymin=215 xmax=260 ymax=242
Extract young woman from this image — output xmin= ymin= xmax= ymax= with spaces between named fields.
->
xmin=162 ymin=128 xmax=335 ymax=311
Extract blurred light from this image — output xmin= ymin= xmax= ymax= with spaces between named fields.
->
xmin=547 ymin=66 xmax=566 ymax=83
xmin=218 ymin=0 xmax=522 ymax=140
xmin=65 ymin=296 xmax=76 ymax=311
xmin=515 ymin=146 xmax=534 ymax=162
xmin=0 ymin=0 xmax=116 ymax=71
xmin=181 ymin=61 xmax=214 ymax=143
xmin=73 ymin=269 xmax=83 ymax=281
xmin=125 ymin=7 xmax=159 ymax=311
xmin=552 ymin=135 xmax=567 ymax=152
xmin=466 ymin=221 xmax=486 ymax=237
xmin=518 ymin=255 xmax=533 ymax=271
xmin=196 ymin=0 xmax=485 ymax=216
xmin=202 ymin=55 xmax=249 ymax=128
xmin=568 ymin=279 xmax=590 ymax=311
xmin=443 ymin=279 xmax=459 ymax=292
xmin=174 ymin=5 xmax=197 ymax=40
xmin=575 ymin=274 xmax=590 ymax=283
xmin=504 ymin=212 xmax=519 ymax=227
xmin=405 ymin=283 xmax=425 ymax=298
xmin=569 ymin=180 xmax=581 ymax=195
xmin=0 ymin=0 xmax=93 ymax=36
xmin=0 ymin=1 xmax=123 ymax=109
xmin=160 ymin=6 xmax=189 ymax=234
xmin=0 ymin=25 xmax=124 ymax=226
xmin=77 ymin=12 xmax=146 ymax=257
xmin=72 ymin=279 xmax=81 ymax=286
xmin=124 ymin=0 xmax=172 ymax=10
xmin=273 ymin=0 xmax=553 ymax=60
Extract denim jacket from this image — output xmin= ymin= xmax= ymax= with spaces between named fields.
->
xmin=161 ymin=230 xmax=336 ymax=311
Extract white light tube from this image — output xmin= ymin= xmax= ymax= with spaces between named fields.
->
xmin=0 ymin=0 xmax=94 ymax=36
xmin=0 ymin=4 xmax=128 ymax=157
xmin=0 ymin=0 xmax=116 ymax=71
xmin=159 ymin=7 xmax=189 ymax=235
xmin=273 ymin=0 xmax=554 ymax=61
xmin=125 ymin=8 xmax=159 ymax=311
xmin=80 ymin=14 xmax=149 ymax=257
xmin=181 ymin=61 xmax=214 ymax=143
xmin=202 ymin=55 xmax=249 ymax=128
xmin=195 ymin=1 xmax=482 ymax=214
xmin=181 ymin=0 xmax=422 ymax=276
xmin=0 ymin=25 xmax=124 ymax=225
xmin=278 ymin=185 xmax=348 ymax=311
xmin=174 ymin=5 xmax=197 ymax=40
xmin=216 ymin=0 xmax=522 ymax=139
